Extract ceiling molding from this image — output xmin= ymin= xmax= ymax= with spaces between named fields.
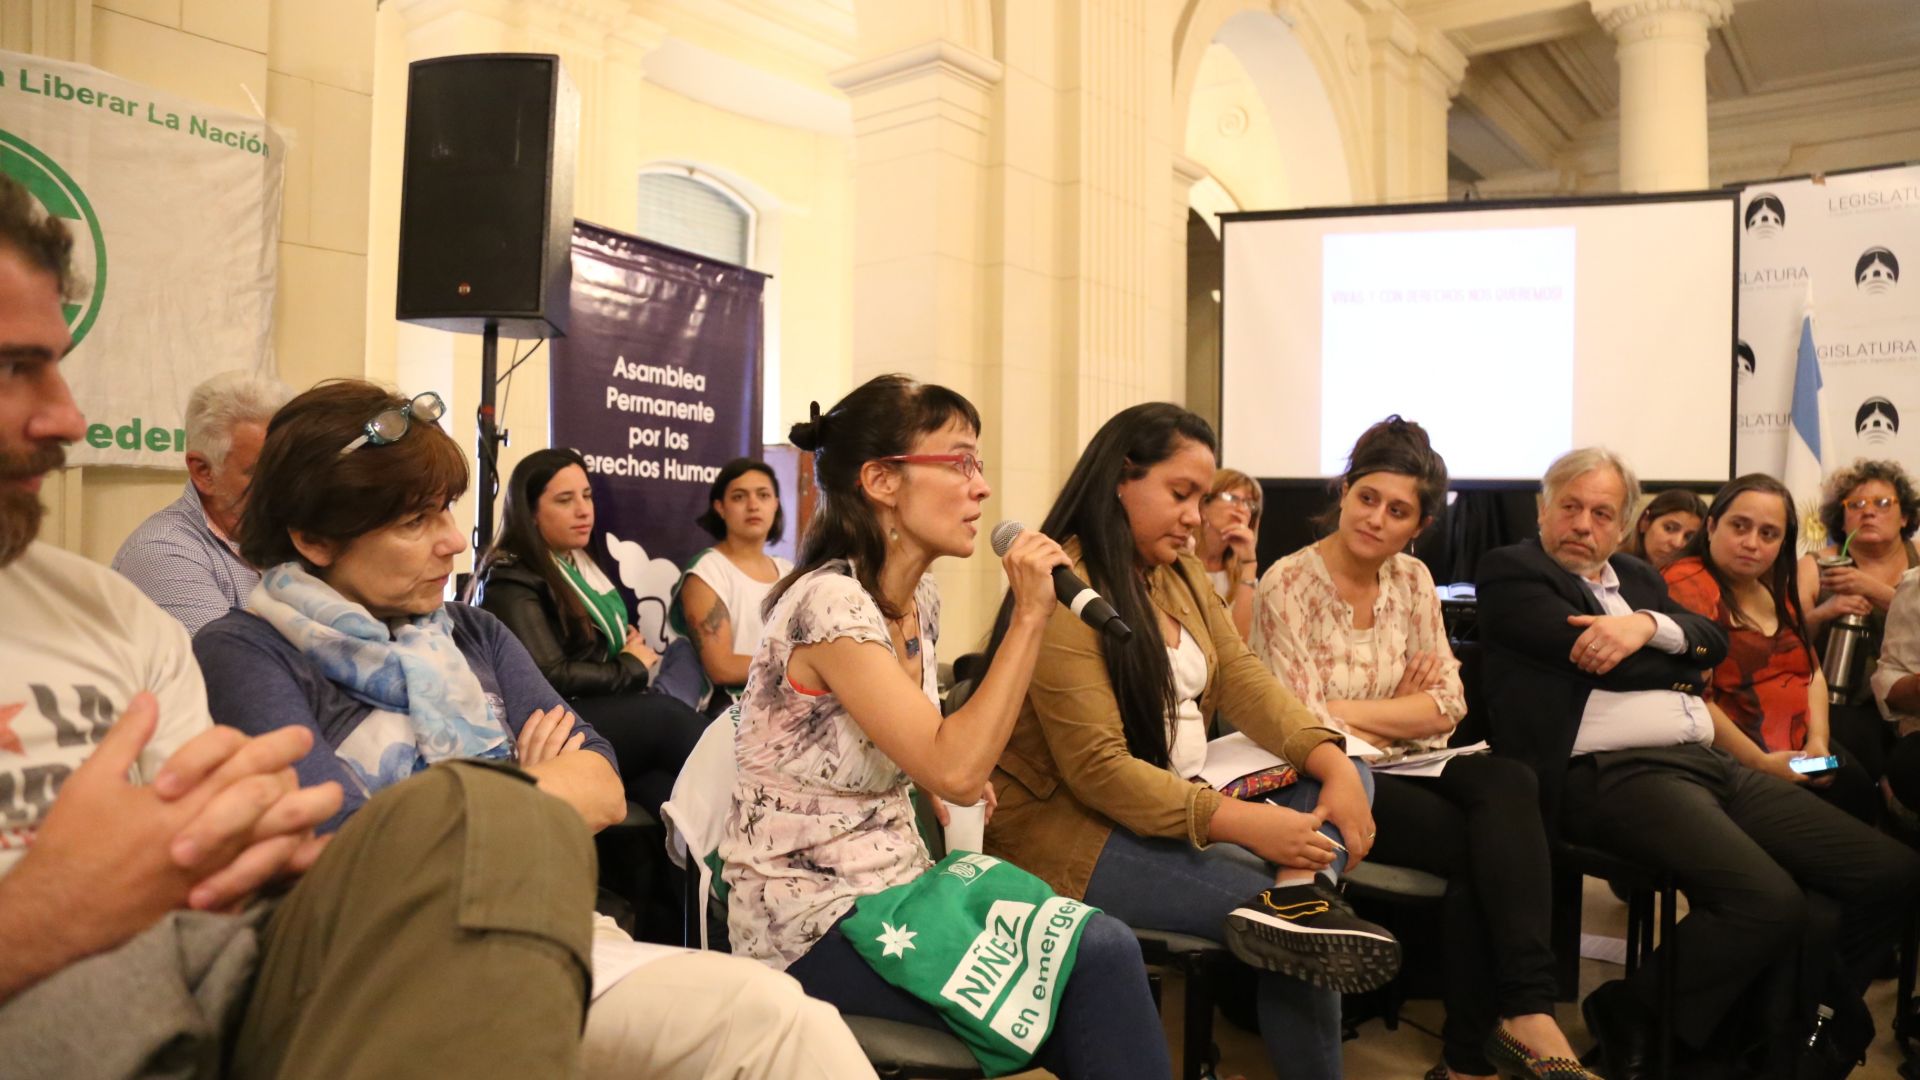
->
xmin=1454 ymin=69 xmax=1567 ymax=167
xmin=636 ymin=0 xmax=855 ymax=70
xmin=1540 ymin=36 xmax=1615 ymax=114
xmin=1549 ymin=65 xmax=1920 ymax=174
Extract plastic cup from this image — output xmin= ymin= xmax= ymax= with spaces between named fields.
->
xmin=944 ymin=799 xmax=987 ymax=855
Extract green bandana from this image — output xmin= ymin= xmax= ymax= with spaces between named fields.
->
xmin=553 ymin=553 xmax=627 ymax=660
xmin=843 ymin=852 xmax=1099 ymax=1075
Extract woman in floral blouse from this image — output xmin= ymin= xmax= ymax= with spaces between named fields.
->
xmin=1256 ymin=417 xmax=1595 ymax=1080
xmin=717 ymin=375 xmax=1170 ymax=1078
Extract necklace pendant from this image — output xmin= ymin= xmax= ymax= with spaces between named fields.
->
xmin=905 ymin=636 xmax=921 ymax=658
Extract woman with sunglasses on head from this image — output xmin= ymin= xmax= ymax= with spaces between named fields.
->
xmin=1798 ymin=459 xmax=1920 ymax=785
xmin=1623 ymin=488 xmax=1707 ymax=571
xmin=677 ymin=458 xmax=793 ymax=714
xmin=1256 ymin=417 xmax=1595 ymax=1080
xmin=1198 ymin=467 xmax=1263 ymax=640
xmin=469 ymin=447 xmax=708 ymax=819
xmin=1662 ymin=474 xmax=1881 ymax=823
xmin=195 ymin=381 xmax=879 ymax=1079
xmin=719 ymin=375 xmax=1172 ymax=1079
xmin=982 ymin=402 xmax=1397 ymax=1080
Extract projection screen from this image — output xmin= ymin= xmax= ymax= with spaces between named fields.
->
xmin=1219 ymin=192 xmax=1739 ymax=484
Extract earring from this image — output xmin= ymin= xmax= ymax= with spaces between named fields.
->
xmin=889 ymin=527 xmax=899 ymax=542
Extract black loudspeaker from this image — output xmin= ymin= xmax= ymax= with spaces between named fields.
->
xmin=397 ymin=54 xmax=577 ymax=339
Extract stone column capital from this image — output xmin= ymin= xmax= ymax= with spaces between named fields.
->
xmin=829 ymin=39 xmax=1003 ymax=97
xmin=1416 ymin=28 xmax=1468 ymax=100
xmin=1172 ymin=151 xmax=1211 ymax=193
xmin=1590 ymin=0 xmax=1733 ymax=40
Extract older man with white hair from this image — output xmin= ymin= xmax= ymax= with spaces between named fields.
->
xmin=112 ymin=369 xmax=290 ymax=634
xmin=1476 ymin=447 xmax=1919 ymax=1080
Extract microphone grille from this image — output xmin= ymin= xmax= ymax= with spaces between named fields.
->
xmin=990 ymin=520 xmax=1025 ymax=557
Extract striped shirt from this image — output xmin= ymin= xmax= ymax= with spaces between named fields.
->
xmin=111 ymin=484 xmax=259 ymax=636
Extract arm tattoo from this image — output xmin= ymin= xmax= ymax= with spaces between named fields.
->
xmin=698 ymin=596 xmax=731 ymax=642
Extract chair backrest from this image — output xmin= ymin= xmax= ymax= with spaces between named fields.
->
xmin=1449 ymin=638 xmax=1489 ymax=747
xmin=658 ymin=703 xmax=740 ymax=950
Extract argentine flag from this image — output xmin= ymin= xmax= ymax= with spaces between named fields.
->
xmin=1782 ymin=292 xmax=1827 ymax=550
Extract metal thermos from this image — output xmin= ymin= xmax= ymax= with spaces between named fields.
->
xmin=1823 ymin=613 xmax=1868 ymax=704
xmin=1818 ymin=555 xmax=1866 ymax=704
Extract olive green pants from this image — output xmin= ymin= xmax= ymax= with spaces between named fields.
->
xmin=230 ymin=759 xmax=595 ymax=1080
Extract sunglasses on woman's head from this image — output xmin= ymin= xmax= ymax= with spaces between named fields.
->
xmin=340 ymin=391 xmax=447 ymax=456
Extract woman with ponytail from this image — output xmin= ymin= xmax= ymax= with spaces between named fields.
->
xmin=719 ymin=375 xmax=1172 ymax=1078
xmin=1257 ymin=417 xmax=1596 ymax=1080
xmin=982 ymin=402 xmax=1395 ymax=1080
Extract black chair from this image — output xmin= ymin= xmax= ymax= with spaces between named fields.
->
xmin=597 ymin=800 xmax=669 ymax=940
xmin=1453 ymin=638 xmax=1679 ymax=1079
xmin=1552 ymin=841 xmax=1678 ymax=1078
xmin=1133 ymin=929 xmax=1232 ymax=1080
xmin=1341 ymin=860 xmax=1448 ymax=1032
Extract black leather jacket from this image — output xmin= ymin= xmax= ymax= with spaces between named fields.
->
xmin=474 ymin=555 xmax=651 ymax=699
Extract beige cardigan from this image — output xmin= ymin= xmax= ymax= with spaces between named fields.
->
xmin=984 ymin=546 xmax=1343 ymax=899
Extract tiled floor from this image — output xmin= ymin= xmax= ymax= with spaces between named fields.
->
xmin=1010 ymin=876 xmax=1911 ymax=1079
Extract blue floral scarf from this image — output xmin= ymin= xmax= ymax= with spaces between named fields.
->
xmin=247 ymin=563 xmax=511 ymax=765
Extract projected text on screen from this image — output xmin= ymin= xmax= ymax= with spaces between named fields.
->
xmin=1320 ymin=227 xmax=1576 ymax=478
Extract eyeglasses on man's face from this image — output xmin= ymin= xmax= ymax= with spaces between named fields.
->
xmin=1845 ymin=496 xmax=1898 ymax=512
xmin=340 ymin=391 xmax=447 ymax=456
xmin=877 ymin=453 xmax=987 ymax=480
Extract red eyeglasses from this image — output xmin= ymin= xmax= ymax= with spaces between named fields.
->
xmin=876 ymin=453 xmax=987 ymax=479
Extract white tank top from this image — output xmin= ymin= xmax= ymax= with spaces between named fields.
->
xmin=686 ymin=548 xmax=794 ymax=660
xmin=1165 ymin=625 xmax=1210 ymax=780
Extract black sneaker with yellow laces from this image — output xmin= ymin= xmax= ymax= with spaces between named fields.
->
xmin=1221 ymin=874 xmax=1401 ymax=993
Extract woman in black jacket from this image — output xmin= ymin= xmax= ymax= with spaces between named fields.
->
xmin=471 ymin=448 xmax=706 ymax=815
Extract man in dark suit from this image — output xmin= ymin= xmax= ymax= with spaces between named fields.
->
xmin=1477 ymin=448 xmax=1920 ymax=1080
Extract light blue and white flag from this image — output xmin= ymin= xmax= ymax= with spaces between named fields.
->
xmin=1783 ymin=288 xmax=1827 ymax=550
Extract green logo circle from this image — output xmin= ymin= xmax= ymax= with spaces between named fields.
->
xmin=0 ymin=131 xmax=107 ymax=346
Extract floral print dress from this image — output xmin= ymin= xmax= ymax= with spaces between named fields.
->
xmin=1253 ymin=545 xmax=1466 ymax=758
xmin=720 ymin=560 xmax=941 ymax=970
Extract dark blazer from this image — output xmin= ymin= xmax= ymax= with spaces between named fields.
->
xmin=474 ymin=555 xmax=651 ymax=699
xmin=1475 ymin=540 xmax=1729 ymax=826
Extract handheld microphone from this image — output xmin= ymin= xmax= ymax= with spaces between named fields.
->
xmin=991 ymin=521 xmax=1133 ymax=641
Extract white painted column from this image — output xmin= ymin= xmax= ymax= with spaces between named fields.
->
xmin=832 ymin=23 xmax=1003 ymax=641
xmin=1365 ymin=9 xmax=1466 ymax=202
xmin=1592 ymin=0 xmax=1731 ymax=192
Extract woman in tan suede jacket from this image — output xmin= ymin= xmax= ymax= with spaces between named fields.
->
xmin=981 ymin=402 xmax=1396 ymax=1080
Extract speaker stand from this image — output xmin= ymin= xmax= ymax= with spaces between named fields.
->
xmin=475 ymin=321 xmax=505 ymax=554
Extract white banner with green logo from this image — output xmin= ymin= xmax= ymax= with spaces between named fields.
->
xmin=0 ymin=49 xmax=281 ymax=467
xmin=843 ymin=852 xmax=1099 ymax=1076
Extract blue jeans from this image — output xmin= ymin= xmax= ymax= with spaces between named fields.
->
xmin=1082 ymin=767 xmax=1375 ymax=1080
xmin=786 ymin=911 xmax=1171 ymax=1080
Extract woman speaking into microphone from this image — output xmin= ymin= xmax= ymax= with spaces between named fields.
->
xmin=718 ymin=374 xmax=1171 ymax=1078
xmin=980 ymin=402 xmax=1394 ymax=1080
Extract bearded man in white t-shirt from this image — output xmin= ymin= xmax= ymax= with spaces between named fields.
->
xmin=0 ymin=176 xmax=600 ymax=1078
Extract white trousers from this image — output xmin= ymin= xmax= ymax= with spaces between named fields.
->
xmin=583 ymin=924 xmax=878 ymax=1080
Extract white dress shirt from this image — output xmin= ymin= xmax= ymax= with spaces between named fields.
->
xmin=1569 ymin=561 xmax=1715 ymax=755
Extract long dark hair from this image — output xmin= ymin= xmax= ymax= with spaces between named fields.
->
xmin=985 ymin=403 xmax=1218 ymax=767
xmin=1678 ymin=473 xmax=1815 ymax=670
xmin=766 ymin=374 xmax=982 ymax=621
xmin=696 ymin=457 xmax=784 ymax=543
xmin=470 ymin=447 xmax=599 ymax=651
xmin=1625 ymin=487 xmax=1707 ymax=560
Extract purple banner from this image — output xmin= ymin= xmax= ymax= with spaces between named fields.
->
xmin=550 ymin=221 xmax=765 ymax=649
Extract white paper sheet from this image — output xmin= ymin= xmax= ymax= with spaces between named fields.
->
xmin=1198 ymin=730 xmax=1384 ymax=791
xmin=1365 ymin=741 xmax=1491 ymax=778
